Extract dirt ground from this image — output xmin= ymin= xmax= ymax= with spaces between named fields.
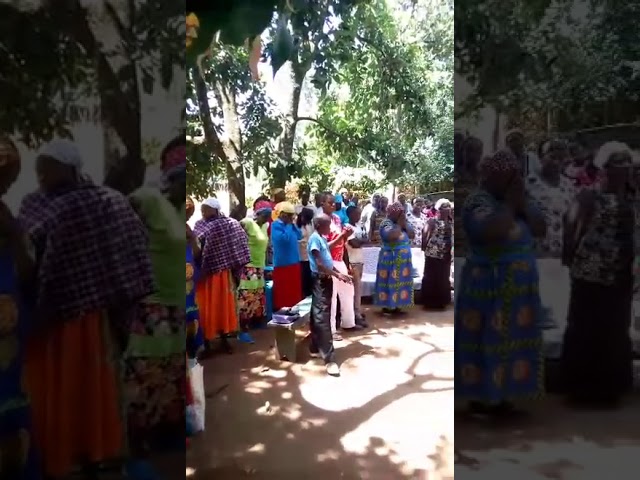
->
xmin=455 ymin=392 xmax=640 ymax=480
xmin=186 ymin=305 xmax=455 ymax=480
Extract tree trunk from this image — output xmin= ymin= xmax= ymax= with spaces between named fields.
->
xmin=272 ymin=61 xmax=307 ymax=189
xmin=192 ymin=67 xmax=246 ymax=208
xmin=61 ymin=0 xmax=144 ymax=191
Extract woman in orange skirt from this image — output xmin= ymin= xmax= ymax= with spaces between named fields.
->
xmin=193 ymin=197 xmax=250 ymax=353
xmin=18 ymin=140 xmax=154 ymax=479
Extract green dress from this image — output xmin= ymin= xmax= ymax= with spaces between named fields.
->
xmin=124 ymin=187 xmax=186 ymax=452
xmin=238 ymin=219 xmax=269 ymax=323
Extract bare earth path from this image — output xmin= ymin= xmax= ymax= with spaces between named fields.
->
xmin=186 ymin=306 xmax=454 ymax=480
xmin=455 ymin=382 xmax=640 ymax=479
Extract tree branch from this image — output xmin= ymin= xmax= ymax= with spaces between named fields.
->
xmin=293 ymin=116 xmax=372 ymax=152
xmin=192 ymin=66 xmax=227 ymax=161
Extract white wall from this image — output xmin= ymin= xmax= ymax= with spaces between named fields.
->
xmin=4 ymin=67 xmax=184 ymax=214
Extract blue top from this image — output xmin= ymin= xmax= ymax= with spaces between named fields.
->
xmin=307 ymin=231 xmax=333 ymax=273
xmin=336 ymin=207 xmax=349 ymax=225
xmin=0 ymin=244 xmax=30 ymax=418
xmin=271 ymin=219 xmax=302 ymax=267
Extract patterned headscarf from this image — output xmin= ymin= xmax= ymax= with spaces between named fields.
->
xmin=387 ymin=201 xmax=405 ymax=220
xmin=479 ymin=150 xmax=521 ymax=182
xmin=254 ymin=200 xmax=272 ymax=215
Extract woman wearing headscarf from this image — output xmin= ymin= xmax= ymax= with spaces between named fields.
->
xmin=421 ymin=198 xmax=453 ymax=309
xmin=236 ymin=201 xmax=271 ymax=340
xmin=194 ymin=198 xmax=250 ymax=353
xmin=270 ymin=188 xmax=286 ymax=222
xmin=271 ymin=202 xmax=304 ymax=309
xmin=0 ymin=136 xmax=40 ymax=479
xmin=374 ymin=202 xmax=415 ymax=315
xmin=369 ymin=196 xmax=389 ymax=245
xmin=561 ymin=142 xmax=635 ymax=407
xmin=525 ymin=139 xmax=576 ymax=330
xmin=19 ymin=139 xmax=154 ymax=479
xmin=455 ymin=150 xmax=546 ymax=417
xmin=124 ymin=136 xmax=187 ymax=476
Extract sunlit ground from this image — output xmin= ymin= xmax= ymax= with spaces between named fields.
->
xmin=187 ymin=305 xmax=454 ymax=479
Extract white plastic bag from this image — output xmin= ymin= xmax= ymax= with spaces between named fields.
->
xmin=188 ymin=359 xmax=206 ymax=433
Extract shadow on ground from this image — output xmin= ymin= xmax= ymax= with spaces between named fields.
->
xmin=455 ymin=390 xmax=640 ymax=478
xmin=187 ymin=306 xmax=454 ymax=480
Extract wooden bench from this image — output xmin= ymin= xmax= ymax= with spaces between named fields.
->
xmin=267 ymin=296 xmax=312 ymax=362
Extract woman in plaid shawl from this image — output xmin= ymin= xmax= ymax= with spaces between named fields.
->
xmin=124 ymin=137 xmax=188 ymax=478
xmin=19 ymin=139 xmax=154 ymax=479
xmin=194 ymin=198 xmax=250 ymax=353
xmin=0 ymin=136 xmax=40 ymax=479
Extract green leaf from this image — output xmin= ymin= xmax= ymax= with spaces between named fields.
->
xmin=271 ymin=15 xmax=295 ymax=77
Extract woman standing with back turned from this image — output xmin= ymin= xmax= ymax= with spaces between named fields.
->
xmin=20 ymin=139 xmax=154 ymax=479
xmin=125 ymin=137 xmax=187 ymax=477
xmin=194 ymin=198 xmax=250 ymax=353
xmin=455 ymin=150 xmax=546 ymax=417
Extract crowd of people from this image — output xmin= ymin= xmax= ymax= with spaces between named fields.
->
xmin=1 ymin=135 xmax=186 ymax=479
xmin=188 ymin=186 xmax=454 ymax=377
xmin=454 ymin=127 xmax=640 ymax=415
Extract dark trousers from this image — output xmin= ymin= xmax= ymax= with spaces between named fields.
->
xmin=310 ymin=273 xmax=336 ymax=364
xmin=301 ymin=260 xmax=313 ymax=297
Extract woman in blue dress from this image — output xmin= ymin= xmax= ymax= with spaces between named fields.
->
xmin=455 ymin=150 xmax=547 ymax=417
xmin=374 ymin=202 xmax=415 ymax=315
xmin=186 ymin=197 xmax=204 ymax=360
xmin=0 ymin=136 xmax=40 ymax=479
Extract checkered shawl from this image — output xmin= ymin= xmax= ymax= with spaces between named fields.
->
xmin=193 ymin=216 xmax=250 ymax=276
xmin=19 ymin=183 xmax=154 ymax=322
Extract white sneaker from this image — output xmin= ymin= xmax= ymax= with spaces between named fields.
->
xmin=326 ymin=362 xmax=340 ymax=376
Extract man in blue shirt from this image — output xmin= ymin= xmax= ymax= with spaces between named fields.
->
xmin=307 ymin=214 xmax=352 ymax=376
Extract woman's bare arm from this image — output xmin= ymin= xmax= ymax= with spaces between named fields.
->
xmin=422 ymin=221 xmax=434 ymax=250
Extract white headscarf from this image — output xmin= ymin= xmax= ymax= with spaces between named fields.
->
xmin=202 ymin=197 xmax=221 ymax=210
xmin=38 ymin=139 xmax=83 ymax=169
xmin=435 ymin=198 xmax=451 ymax=210
xmin=593 ymin=141 xmax=633 ymax=169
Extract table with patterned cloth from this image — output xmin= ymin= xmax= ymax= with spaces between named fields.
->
xmin=360 ymin=247 xmax=424 ymax=297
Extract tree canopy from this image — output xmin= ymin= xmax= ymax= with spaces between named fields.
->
xmin=187 ymin=0 xmax=454 ymax=203
xmin=1 ymin=1 xmax=184 ymax=189
xmin=455 ymin=0 xmax=640 ymax=129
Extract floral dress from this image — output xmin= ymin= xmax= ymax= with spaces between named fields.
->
xmin=525 ymin=173 xmax=576 ymax=258
xmin=374 ymin=220 xmax=414 ymax=309
xmin=455 ymin=189 xmax=544 ymax=404
xmin=406 ymin=212 xmax=425 ymax=248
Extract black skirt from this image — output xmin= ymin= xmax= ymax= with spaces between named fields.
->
xmin=561 ymin=276 xmax=634 ymax=400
